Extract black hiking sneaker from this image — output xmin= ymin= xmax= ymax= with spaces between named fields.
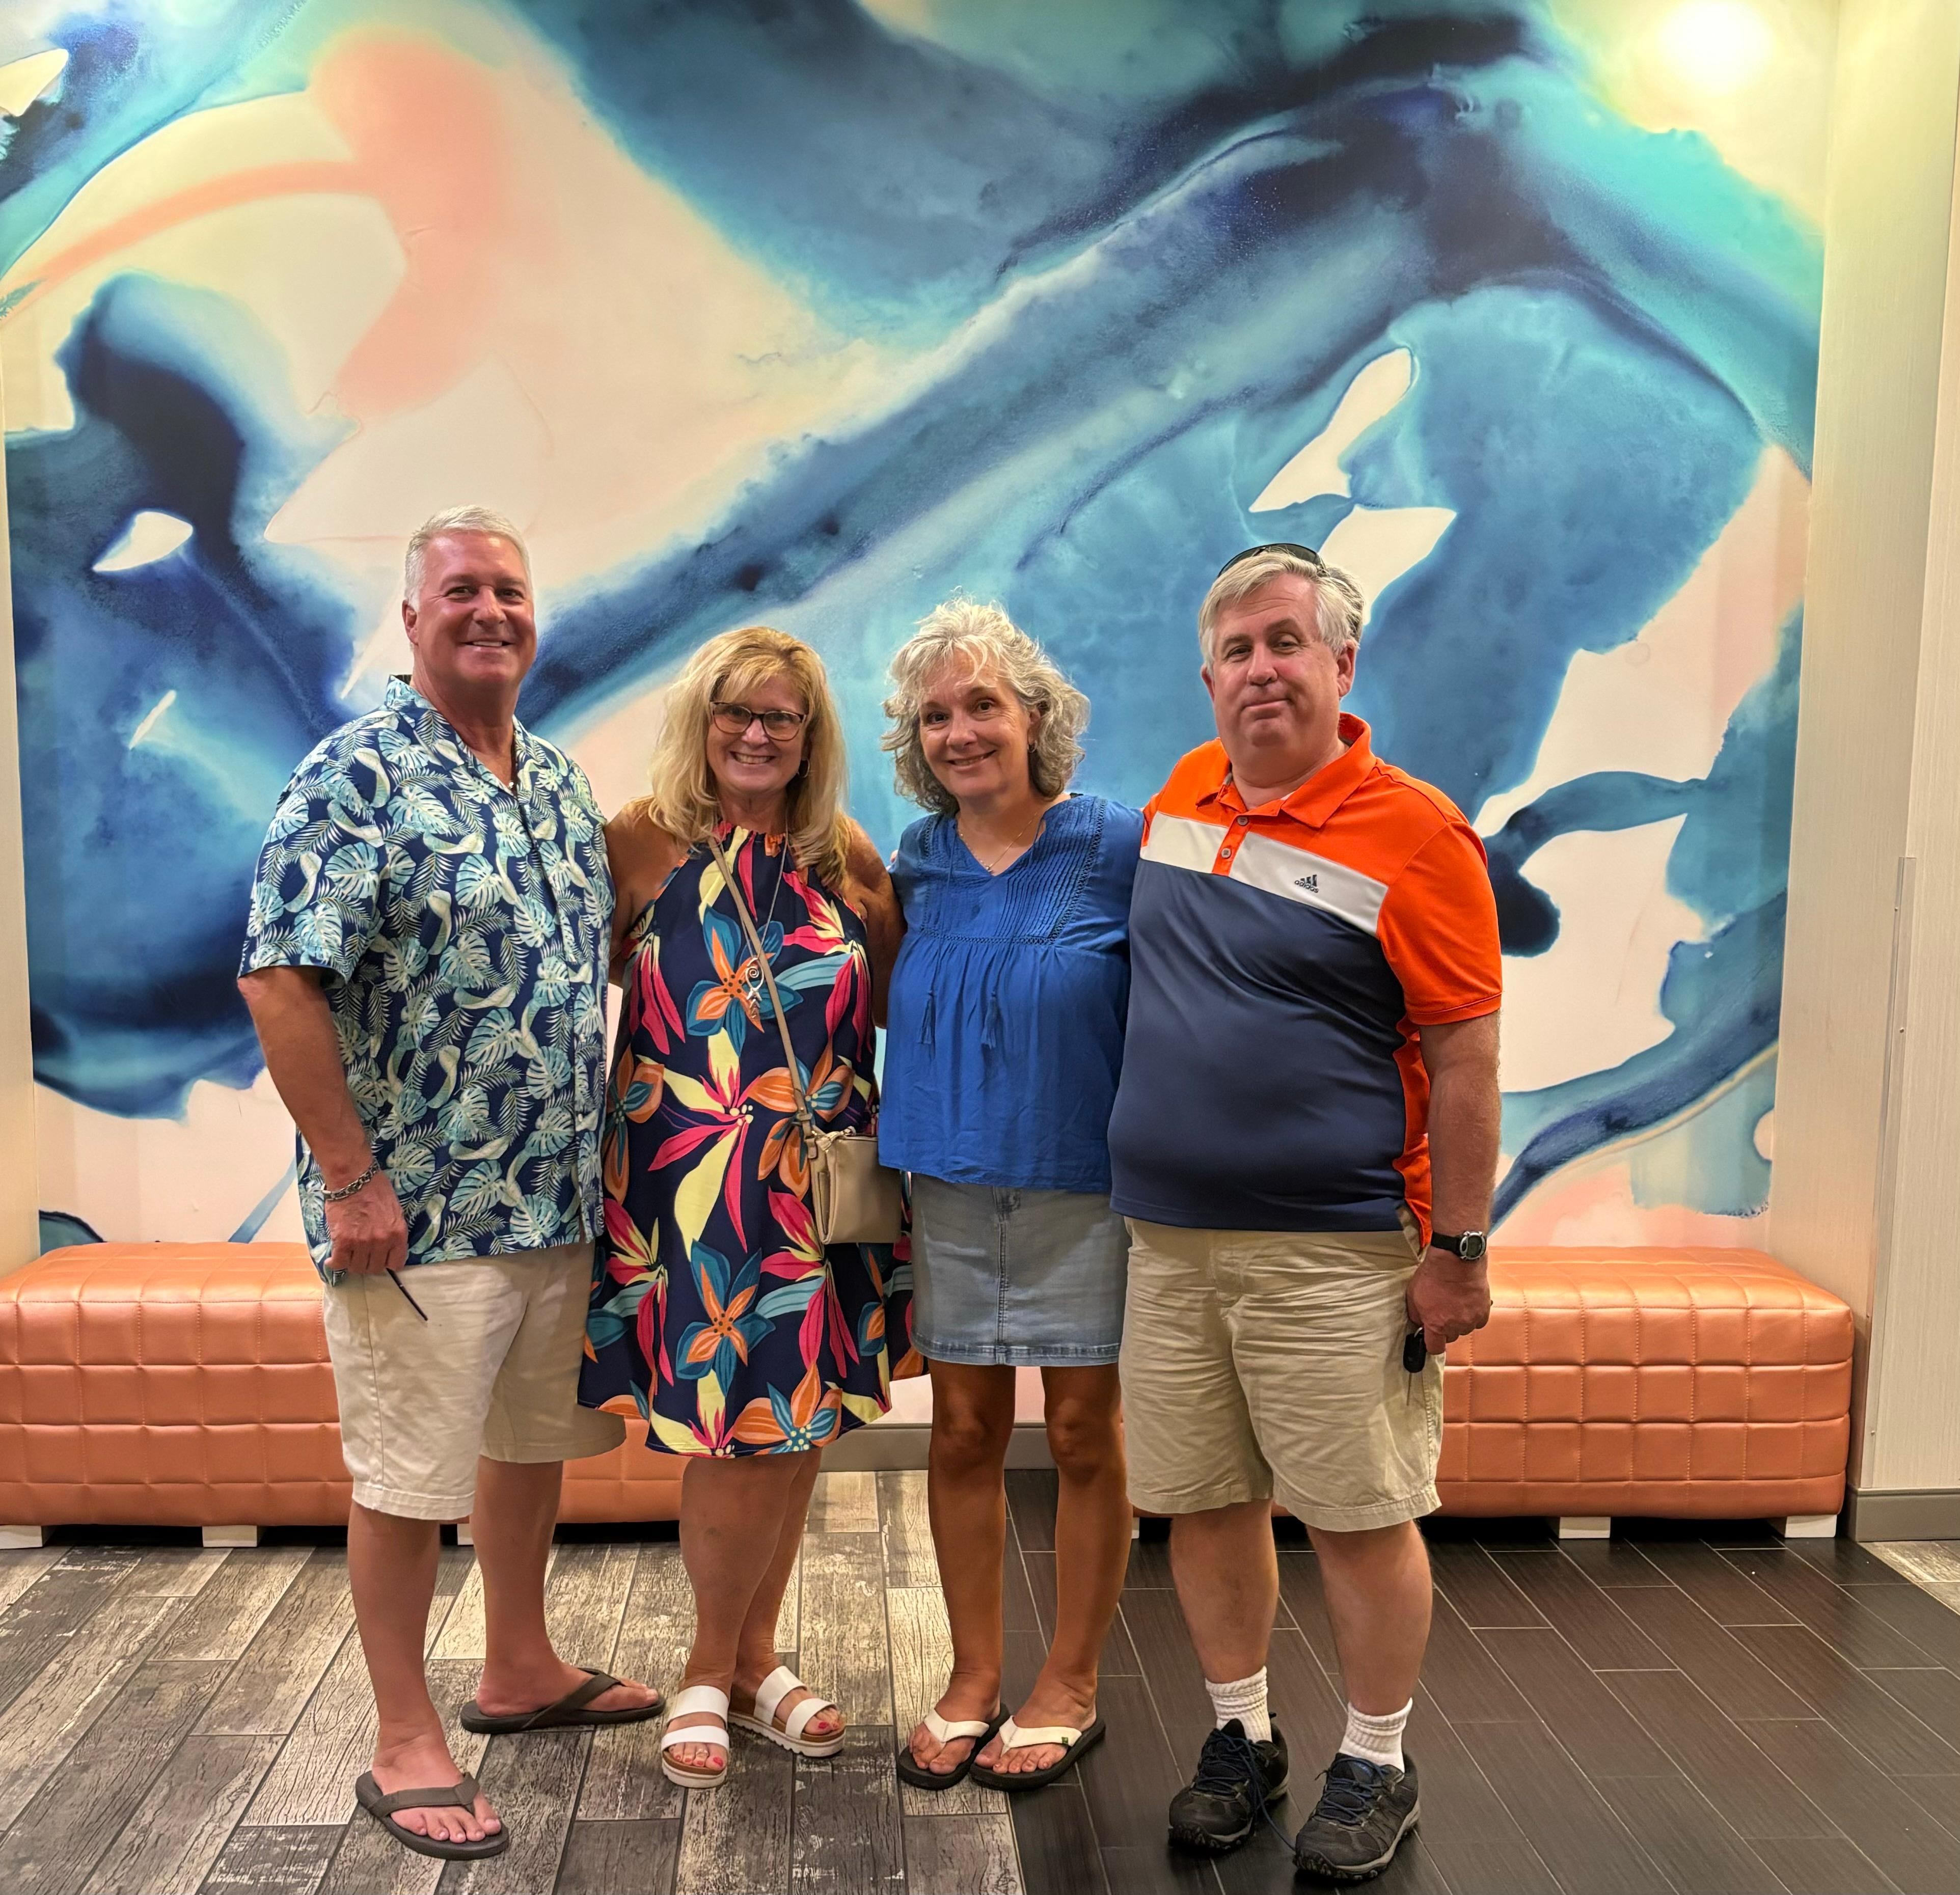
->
xmin=1167 ymin=1719 xmax=1290 ymax=1854
xmin=1292 ymin=1752 xmax=1420 ymax=1883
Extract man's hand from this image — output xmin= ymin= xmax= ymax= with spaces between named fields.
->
xmin=324 ymin=1170 xmax=410 ymax=1275
xmin=1405 ymin=1249 xmax=1492 ymax=1356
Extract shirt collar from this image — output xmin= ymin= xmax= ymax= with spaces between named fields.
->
xmin=386 ymin=676 xmax=534 ymax=785
xmin=383 ymin=675 xmax=426 ymax=720
xmin=1199 ymin=713 xmax=1375 ymax=828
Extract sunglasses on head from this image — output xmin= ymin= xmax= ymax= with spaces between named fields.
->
xmin=1214 ymin=541 xmax=1327 ymax=581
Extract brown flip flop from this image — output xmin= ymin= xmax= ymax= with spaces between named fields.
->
xmin=354 ymin=1772 xmax=509 ymax=1860
xmin=459 ymin=1666 xmax=663 ymax=1733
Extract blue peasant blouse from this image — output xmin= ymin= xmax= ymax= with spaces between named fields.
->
xmin=879 ymin=793 xmax=1144 ymax=1195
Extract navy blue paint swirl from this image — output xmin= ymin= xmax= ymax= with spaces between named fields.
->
xmin=2 ymin=2 xmax=1818 ymax=1227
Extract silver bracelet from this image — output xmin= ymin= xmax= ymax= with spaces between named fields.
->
xmin=322 ymin=1160 xmax=380 ymax=1204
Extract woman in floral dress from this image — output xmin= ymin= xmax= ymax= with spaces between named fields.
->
xmin=580 ymin=626 xmax=913 ymax=1788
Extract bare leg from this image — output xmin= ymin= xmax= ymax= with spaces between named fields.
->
xmin=349 ymin=1502 xmax=499 ymax=1847
xmin=978 ymin=1364 xmax=1128 ymax=1773
xmin=667 ymin=1452 xmax=821 ymax=1775
xmin=728 ymin=1449 xmax=840 ymax=1740
xmin=471 ymin=1457 xmax=659 ymax=1717
xmin=907 ymin=1362 xmax=1016 ymax=1774
xmin=1307 ymin=1521 xmax=1431 ymax=1715
xmin=1169 ymin=1499 xmax=1280 ymax=1686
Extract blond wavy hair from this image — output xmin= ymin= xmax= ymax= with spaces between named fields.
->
xmin=882 ymin=597 xmax=1088 ymax=817
xmin=641 ymin=626 xmax=851 ymax=887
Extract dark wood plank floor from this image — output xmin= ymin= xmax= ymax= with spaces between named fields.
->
xmin=1047 ymin=1490 xmax=1960 ymax=1895
xmin=0 ymin=1474 xmax=1955 ymax=1893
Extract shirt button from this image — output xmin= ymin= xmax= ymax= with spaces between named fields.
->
xmin=1218 ymin=847 xmax=1234 ymax=861
xmin=1236 ymin=816 xmax=1250 ymax=827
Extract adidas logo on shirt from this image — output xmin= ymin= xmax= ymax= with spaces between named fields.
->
xmin=1295 ymin=872 xmax=1320 ymax=894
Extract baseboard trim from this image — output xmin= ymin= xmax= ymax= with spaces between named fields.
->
xmin=823 ymin=1421 xmax=1054 ymax=1472
xmin=1846 ymin=1486 xmax=1960 ymax=1542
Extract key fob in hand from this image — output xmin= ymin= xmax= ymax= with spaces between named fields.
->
xmin=1402 ymin=1325 xmax=1428 ymax=1373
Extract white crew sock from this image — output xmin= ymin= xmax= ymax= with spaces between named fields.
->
xmin=1340 ymin=1699 xmax=1412 ymax=1771
xmin=1204 ymin=1668 xmax=1271 ymax=1744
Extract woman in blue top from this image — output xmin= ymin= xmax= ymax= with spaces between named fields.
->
xmin=880 ymin=598 xmax=1141 ymax=1794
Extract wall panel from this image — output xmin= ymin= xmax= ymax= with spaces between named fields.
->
xmin=0 ymin=3 xmax=1828 ymax=1283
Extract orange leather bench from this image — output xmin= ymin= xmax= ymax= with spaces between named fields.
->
xmin=1435 ymin=1248 xmax=1852 ymax=1523
xmin=0 ymin=1246 xmax=679 ymax=1531
xmin=0 ymin=1243 xmax=1850 ymax=1533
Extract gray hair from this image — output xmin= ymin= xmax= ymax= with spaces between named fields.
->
xmin=883 ymin=597 xmax=1088 ymax=815
xmin=1198 ymin=548 xmax=1365 ymax=666
xmin=403 ymin=506 xmax=531 ymax=600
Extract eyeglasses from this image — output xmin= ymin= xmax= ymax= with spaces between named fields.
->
xmin=1214 ymin=541 xmax=1327 ymax=581
xmin=710 ymin=701 xmax=809 ymax=740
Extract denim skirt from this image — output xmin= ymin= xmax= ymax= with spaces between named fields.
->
xmin=909 ymin=1174 xmax=1128 ymax=1366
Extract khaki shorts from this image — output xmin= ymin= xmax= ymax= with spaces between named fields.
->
xmin=1119 ymin=1217 xmax=1442 ymax=1532
xmin=323 ymin=1241 xmax=625 ymax=1520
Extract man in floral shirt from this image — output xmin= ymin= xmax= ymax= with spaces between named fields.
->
xmin=238 ymin=507 xmax=658 ymax=1862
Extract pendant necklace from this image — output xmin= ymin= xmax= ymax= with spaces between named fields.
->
xmin=738 ymin=825 xmax=788 ymax=964
xmin=964 ymin=807 xmax=1046 ymax=874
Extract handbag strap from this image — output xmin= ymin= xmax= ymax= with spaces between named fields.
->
xmin=705 ymin=832 xmax=816 ymax=1132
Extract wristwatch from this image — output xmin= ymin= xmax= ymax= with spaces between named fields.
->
xmin=1429 ymin=1230 xmax=1487 ymax=1262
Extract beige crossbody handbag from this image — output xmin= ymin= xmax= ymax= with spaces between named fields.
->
xmin=706 ymin=835 xmax=904 ymax=1246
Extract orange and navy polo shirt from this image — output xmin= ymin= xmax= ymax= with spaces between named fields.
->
xmin=1107 ymin=713 xmax=1501 ymax=1242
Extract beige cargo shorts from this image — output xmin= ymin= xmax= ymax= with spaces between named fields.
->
xmin=1119 ymin=1216 xmax=1442 ymax=1532
xmin=323 ymin=1240 xmax=625 ymax=1520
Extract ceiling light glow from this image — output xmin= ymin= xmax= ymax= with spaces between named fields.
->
xmin=1655 ymin=0 xmax=1775 ymax=97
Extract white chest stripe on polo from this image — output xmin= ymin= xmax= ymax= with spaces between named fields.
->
xmin=1142 ymin=812 xmax=1389 ymax=936
xmin=1228 ymin=828 xmax=1387 ymax=935
xmin=1139 ymin=812 xmax=1223 ymax=874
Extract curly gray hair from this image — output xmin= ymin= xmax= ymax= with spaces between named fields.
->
xmin=1198 ymin=548 xmax=1364 ymax=666
xmin=883 ymin=598 xmax=1088 ymax=815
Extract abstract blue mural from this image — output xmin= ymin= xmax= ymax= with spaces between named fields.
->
xmin=0 ymin=0 xmax=1823 ymax=1243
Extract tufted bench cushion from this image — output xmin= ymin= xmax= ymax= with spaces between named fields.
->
xmin=1435 ymin=1248 xmax=1852 ymax=1518
xmin=0 ymin=1245 xmax=679 ymax=1528
xmin=0 ymin=1243 xmax=1851 ymax=1528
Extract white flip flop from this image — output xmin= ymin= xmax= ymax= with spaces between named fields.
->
xmin=659 ymin=1684 xmax=732 ymax=1788
xmin=896 ymin=1704 xmax=1008 ymax=1789
xmin=727 ymin=1664 xmax=846 ymax=1759
xmin=968 ymin=1712 xmax=1107 ymax=1791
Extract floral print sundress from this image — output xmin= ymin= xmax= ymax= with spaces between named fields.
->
xmin=581 ymin=826 xmax=917 ymax=1453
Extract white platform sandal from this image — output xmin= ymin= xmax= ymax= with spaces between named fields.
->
xmin=727 ymin=1664 xmax=846 ymax=1759
xmin=659 ymin=1684 xmax=732 ymax=1788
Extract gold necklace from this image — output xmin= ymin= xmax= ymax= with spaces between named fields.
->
xmin=962 ymin=807 xmax=1046 ymax=873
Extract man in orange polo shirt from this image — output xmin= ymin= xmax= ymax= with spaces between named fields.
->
xmin=1107 ymin=544 xmax=1501 ymax=1881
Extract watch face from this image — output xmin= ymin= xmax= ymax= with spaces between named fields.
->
xmin=1461 ymin=1233 xmax=1488 ymax=1261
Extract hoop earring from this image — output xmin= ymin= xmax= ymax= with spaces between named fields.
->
xmin=795 ymin=758 xmax=809 ymax=781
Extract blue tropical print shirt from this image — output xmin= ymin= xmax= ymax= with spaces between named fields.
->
xmin=239 ymin=678 xmax=613 ymax=1275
